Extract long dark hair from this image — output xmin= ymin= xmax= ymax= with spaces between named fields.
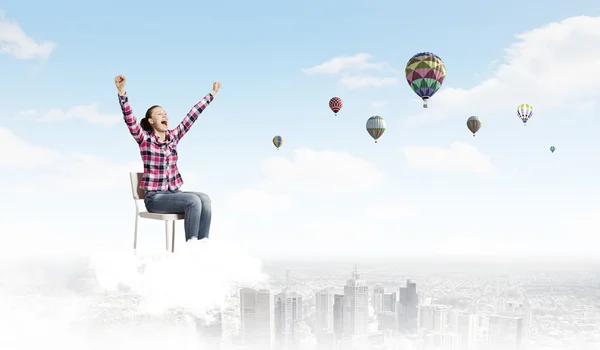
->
xmin=140 ymin=105 xmax=161 ymax=132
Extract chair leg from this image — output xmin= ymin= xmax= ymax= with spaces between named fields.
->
xmin=164 ymin=221 xmax=170 ymax=252
xmin=171 ymin=221 xmax=176 ymax=253
xmin=133 ymin=214 xmax=139 ymax=250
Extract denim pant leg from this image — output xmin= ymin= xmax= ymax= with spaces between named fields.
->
xmin=145 ymin=191 xmax=206 ymax=240
xmin=182 ymin=191 xmax=212 ymax=239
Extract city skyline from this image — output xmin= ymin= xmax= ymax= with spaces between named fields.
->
xmin=229 ymin=264 xmax=585 ymax=350
xmin=1 ymin=251 xmax=599 ymax=349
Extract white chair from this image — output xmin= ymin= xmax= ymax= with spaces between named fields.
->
xmin=129 ymin=172 xmax=184 ymax=253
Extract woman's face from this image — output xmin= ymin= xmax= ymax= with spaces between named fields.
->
xmin=149 ymin=107 xmax=169 ymax=132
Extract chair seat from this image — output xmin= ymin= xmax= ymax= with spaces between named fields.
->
xmin=139 ymin=211 xmax=184 ymax=221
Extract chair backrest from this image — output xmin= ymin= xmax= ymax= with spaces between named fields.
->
xmin=129 ymin=172 xmax=146 ymax=200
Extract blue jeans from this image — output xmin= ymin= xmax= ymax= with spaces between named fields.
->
xmin=144 ymin=189 xmax=212 ymax=240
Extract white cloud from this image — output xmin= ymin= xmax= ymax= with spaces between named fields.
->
xmin=302 ymin=53 xmax=398 ymax=89
xmin=224 ymin=148 xmax=385 ymax=223
xmin=0 ymin=127 xmax=140 ymax=192
xmin=18 ymin=102 xmax=120 ymax=125
xmin=258 ymin=148 xmax=384 ymax=196
xmin=406 ymin=16 xmax=600 ymax=124
xmin=0 ymin=127 xmax=65 ymax=168
xmin=301 ymin=53 xmax=385 ymax=75
xmin=401 ymin=142 xmax=493 ymax=173
xmin=222 ymin=149 xmax=394 ymax=256
xmin=226 ymin=188 xmax=292 ymax=216
xmin=369 ymin=204 xmax=417 ymax=218
xmin=0 ymin=13 xmax=55 ymax=59
xmin=42 ymin=152 xmax=141 ymax=193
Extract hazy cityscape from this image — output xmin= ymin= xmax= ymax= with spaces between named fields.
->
xmin=189 ymin=261 xmax=600 ymax=350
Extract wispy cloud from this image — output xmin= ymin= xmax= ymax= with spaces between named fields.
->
xmin=0 ymin=12 xmax=56 ymax=60
xmin=302 ymin=53 xmax=399 ymax=89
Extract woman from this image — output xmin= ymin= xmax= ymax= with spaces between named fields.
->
xmin=115 ymin=74 xmax=221 ymax=241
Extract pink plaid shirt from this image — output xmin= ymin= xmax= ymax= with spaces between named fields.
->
xmin=119 ymin=92 xmax=214 ymax=191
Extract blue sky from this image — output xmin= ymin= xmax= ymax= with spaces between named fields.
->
xmin=1 ymin=0 xmax=600 ymax=260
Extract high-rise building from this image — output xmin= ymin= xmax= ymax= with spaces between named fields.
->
xmin=377 ymin=311 xmax=396 ymax=331
xmin=315 ymin=289 xmax=334 ymax=335
xmin=275 ymin=290 xmax=303 ymax=349
xmin=333 ymin=294 xmax=344 ymax=340
xmin=240 ymin=288 xmax=275 ymax=349
xmin=382 ymin=292 xmax=396 ymax=313
xmin=372 ymin=285 xmax=384 ymax=315
xmin=449 ymin=311 xmax=477 ymax=349
xmin=488 ymin=315 xmax=523 ymax=349
xmin=419 ymin=304 xmax=449 ymax=333
xmin=343 ymin=266 xmax=369 ymax=336
xmin=498 ymin=296 xmax=532 ymax=347
xmin=424 ymin=332 xmax=461 ymax=350
xmin=397 ymin=279 xmax=418 ymax=332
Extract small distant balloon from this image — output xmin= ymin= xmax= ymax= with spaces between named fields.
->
xmin=329 ymin=97 xmax=343 ymax=115
xmin=366 ymin=116 xmax=386 ymax=143
xmin=550 ymin=146 xmax=555 ymax=153
xmin=517 ymin=104 xmax=533 ymax=126
xmin=272 ymin=135 xmax=283 ymax=150
xmin=466 ymin=116 xmax=481 ymax=136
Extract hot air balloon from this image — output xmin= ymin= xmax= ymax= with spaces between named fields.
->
xmin=517 ymin=104 xmax=533 ymax=126
xmin=366 ymin=116 xmax=386 ymax=143
xmin=550 ymin=146 xmax=555 ymax=153
xmin=272 ymin=135 xmax=283 ymax=150
xmin=405 ymin=52 xmax=446 ymax=108
xmin=329 ymin=97 xmax=343 ymax=115
xmin=466 ymin=116 xmax=481 ymax=136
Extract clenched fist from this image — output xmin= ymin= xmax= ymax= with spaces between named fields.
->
xmin=115 ymin=75 xmax=126 ymax=95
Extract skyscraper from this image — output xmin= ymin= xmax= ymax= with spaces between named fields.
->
xmin=419 ymin=304 xmax=449 ymax=333
xmin=458 ymin=313 xmax=478 ymax=349
xmin=372 ymin=285 xmax=384 ymax=315
xmin=240 ymin=288 xmax=275 ymax=349
xmin=397 ymin=279 xmax=418 ymax=332
xmin=333 ymin=294 xmax=344 ymax=340
xmin=343 ymin=266 xmax=369 ymax=336
xmin=275 ymin=290 xmax=303 ymax=350
xmin=315 ymin=289 xmax=334 ymax=334
xmin=449 ymin=310 xmax=478 ymax=349
xmin=488 ymin=315 xmax=523 ymax=349
xmin=382 ymin=292 xmax=396 ymax=313
xmin=424 ymin=332 xmax=461 ymax=350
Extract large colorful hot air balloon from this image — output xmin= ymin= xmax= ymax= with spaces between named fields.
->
xmin=550 ymin=146 xmax=555 ymax=153
xmin=366 ymin=116 xmax=386 ymax=143
xmin=517 ymin=104 xmax=533 ymax=125
xmin=329 ymin=97 xmax=343 ymax=115
xmin=405 ymin=52 xmax=446 ymax=108
xmin=272 ymin=135 xmax=283 ymax=150
xmin=466 ymin=116 xmax=481 ymax=136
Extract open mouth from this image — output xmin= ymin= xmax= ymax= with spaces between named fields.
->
xmin=161 ymin=121 xmax=168 ymax=126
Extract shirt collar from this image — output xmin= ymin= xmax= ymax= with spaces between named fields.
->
xmin=151 ymin=130 xmax=171 ymax=144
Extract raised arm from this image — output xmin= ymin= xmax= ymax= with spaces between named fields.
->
xmin=115 ymin=75 xmax=144 ymax=144
xmin=171 ymin=81 xmax=221 ymax=142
